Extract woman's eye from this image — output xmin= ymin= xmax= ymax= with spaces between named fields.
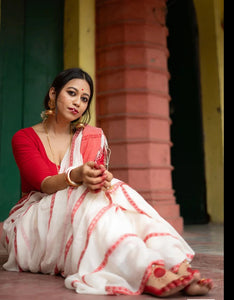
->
xmin=68 ymin=91 xmax=76 ymax=96
xmin=81 ymin=97 xmax=89 ymax=103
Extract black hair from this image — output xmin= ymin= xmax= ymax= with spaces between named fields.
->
xmin=44 ymin=68 xmax=94 ymax=124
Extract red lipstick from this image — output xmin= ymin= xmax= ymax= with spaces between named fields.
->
xmin=68 ymin=107 xmax=79 ymax=115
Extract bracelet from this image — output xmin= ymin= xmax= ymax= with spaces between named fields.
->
xmin=65 ymin=166 xmax=81 ymax=187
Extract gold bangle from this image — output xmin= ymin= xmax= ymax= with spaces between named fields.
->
xmin=65 ymin=166 xmax=81 ymax=187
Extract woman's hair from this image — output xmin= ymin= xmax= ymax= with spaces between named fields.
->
xmin=44 ymin=68 xmax=94 ymax=124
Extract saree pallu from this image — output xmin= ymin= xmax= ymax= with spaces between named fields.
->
xmin=1 ymin=127 xmax=194 ymax=295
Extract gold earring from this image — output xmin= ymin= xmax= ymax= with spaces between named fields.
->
xmin=40 ymin=109 xmax=55 ymax=120
xmin=40 ymin=99 xmax=56 ymax=120
xmin=45 ymin=109 xmax=55 ymax=116
xmin=71 ymin=119 xmax=85 ymax=131
xmin=46 ymin=99 xmax=56 ymax=116
xmin=75 ymin=122 xmax=85 ymax=130
xmin=48 ymin=98 xmax=56 ymax=110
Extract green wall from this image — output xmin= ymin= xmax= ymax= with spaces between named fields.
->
xmin=0 ymin=0 xmax=63 ymax=220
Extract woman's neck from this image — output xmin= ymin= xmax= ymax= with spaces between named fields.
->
xmin=44 ymin=116 xmax=71 ymax=136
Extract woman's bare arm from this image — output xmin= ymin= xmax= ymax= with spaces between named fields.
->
xmin=40 ymin=162 xmax=113 ymax=195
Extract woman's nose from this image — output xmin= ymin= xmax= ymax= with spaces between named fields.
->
xmin=73 ymin=96 xmax=81 ymax=107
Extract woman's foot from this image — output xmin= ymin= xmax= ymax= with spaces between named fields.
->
xmin=144 ymin=264 xmax=194 ymax=297
xmin=175 ymin=260 xmax=213 ymax=296
xmin=184 ymin=278 xmax=213 ymax=296
xmin=176 ymin=260 xmax=201 ymax=281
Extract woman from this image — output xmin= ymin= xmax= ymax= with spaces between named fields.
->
xmin=1 ymin=68 xmax=212 ymax=297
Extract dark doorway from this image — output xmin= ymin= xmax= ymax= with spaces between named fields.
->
xmin=0 ymin=0 xmax=64 ymax=220
xmin=166 ymin=0 xmax=209 ymax=224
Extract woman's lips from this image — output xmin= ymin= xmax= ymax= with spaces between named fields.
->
xmin=68 ymin=107 xmax=79 ymax=115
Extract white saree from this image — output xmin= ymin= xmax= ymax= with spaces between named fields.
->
xmin=1 ymin=127 xmax=194 ymax=295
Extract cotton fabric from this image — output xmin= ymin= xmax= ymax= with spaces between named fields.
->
xmin=1 ymin=126 xmax=194 ymax=295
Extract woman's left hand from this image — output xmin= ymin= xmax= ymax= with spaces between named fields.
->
xmin=93 ymin=163 xmax=113 ymax=193
xmin=101 ymin=168 xmax=113 ymax=191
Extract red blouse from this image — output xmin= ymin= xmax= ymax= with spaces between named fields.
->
xmin=12 ymin=126 xmax=103 ymax=194
xmin=12 ymin=128 xmax=58 ymax=193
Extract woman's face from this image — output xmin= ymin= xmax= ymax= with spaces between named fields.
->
xmin=50 ymin=78 xmax=90 ymax=123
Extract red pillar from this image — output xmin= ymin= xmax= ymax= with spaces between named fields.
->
xmin=96 ymin=0 xmax=183 ymax=233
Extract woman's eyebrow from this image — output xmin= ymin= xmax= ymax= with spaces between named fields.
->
xmin=67 ymin=86 xmax=90 ymax=97
xmin=67 ymin=86 xmax=78 ymax=92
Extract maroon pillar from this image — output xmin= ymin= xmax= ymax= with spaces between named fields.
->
xmin=96 ymin=0 xmax=183 ymax=233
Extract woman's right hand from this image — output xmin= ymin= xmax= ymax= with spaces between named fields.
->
xmin=71 ymin=162 xmax=107 ymax=193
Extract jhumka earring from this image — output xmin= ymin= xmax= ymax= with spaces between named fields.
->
xmin=41 ymin=99 xmax=56 ymax=120
xmin=71 ymin=119 xmax=85 ymax=132
xmin=75 ymin=122 xmax=85 ymax=130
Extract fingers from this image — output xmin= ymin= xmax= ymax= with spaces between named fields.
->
xmin=101 ymin=180 xmax=112 ymax=191
xmin=82 ymin=162 xmax=106 ymax=192
xmin=83 ymin=162 xmax=103 ymax=179
xmin=82 ymin=162 xmax=113 ymax=193
xmin=104 ymin=170 xmax=113 ymax=182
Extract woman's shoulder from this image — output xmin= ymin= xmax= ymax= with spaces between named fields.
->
xmin=82 ymin=125 xmax=103 ymax=139
xmin=13 ymin=127 xmax=33 ymax=138
xmin=12 ymin=127 xmax=38 ymax=145
xmin=80 ymin=125 xmax=105 ymax=162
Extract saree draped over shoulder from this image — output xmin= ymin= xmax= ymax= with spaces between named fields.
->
xmin=1 ymin=126 xmax=194 ymax=295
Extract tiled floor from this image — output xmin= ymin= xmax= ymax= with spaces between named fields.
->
xmin=183 ymin=224 xmax=223 ymax=255
xmin=0 ymin=224 xmax=223 ymax=300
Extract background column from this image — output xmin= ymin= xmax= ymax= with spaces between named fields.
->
xmin=96 ymin=0 xmax=183 ymax=232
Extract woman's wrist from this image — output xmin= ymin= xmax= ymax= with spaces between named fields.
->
xmin=65 ymin=167 xmax=79 ymax=187
xmin=69 ymin=166 xmax=83 ymax=186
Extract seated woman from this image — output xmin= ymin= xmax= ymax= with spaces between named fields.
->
xmin=1 ymin=68 xmax=213 ymax=297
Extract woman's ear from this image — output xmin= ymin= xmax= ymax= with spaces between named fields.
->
xmin=49 ymin=87 xmax=56 ymax=101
